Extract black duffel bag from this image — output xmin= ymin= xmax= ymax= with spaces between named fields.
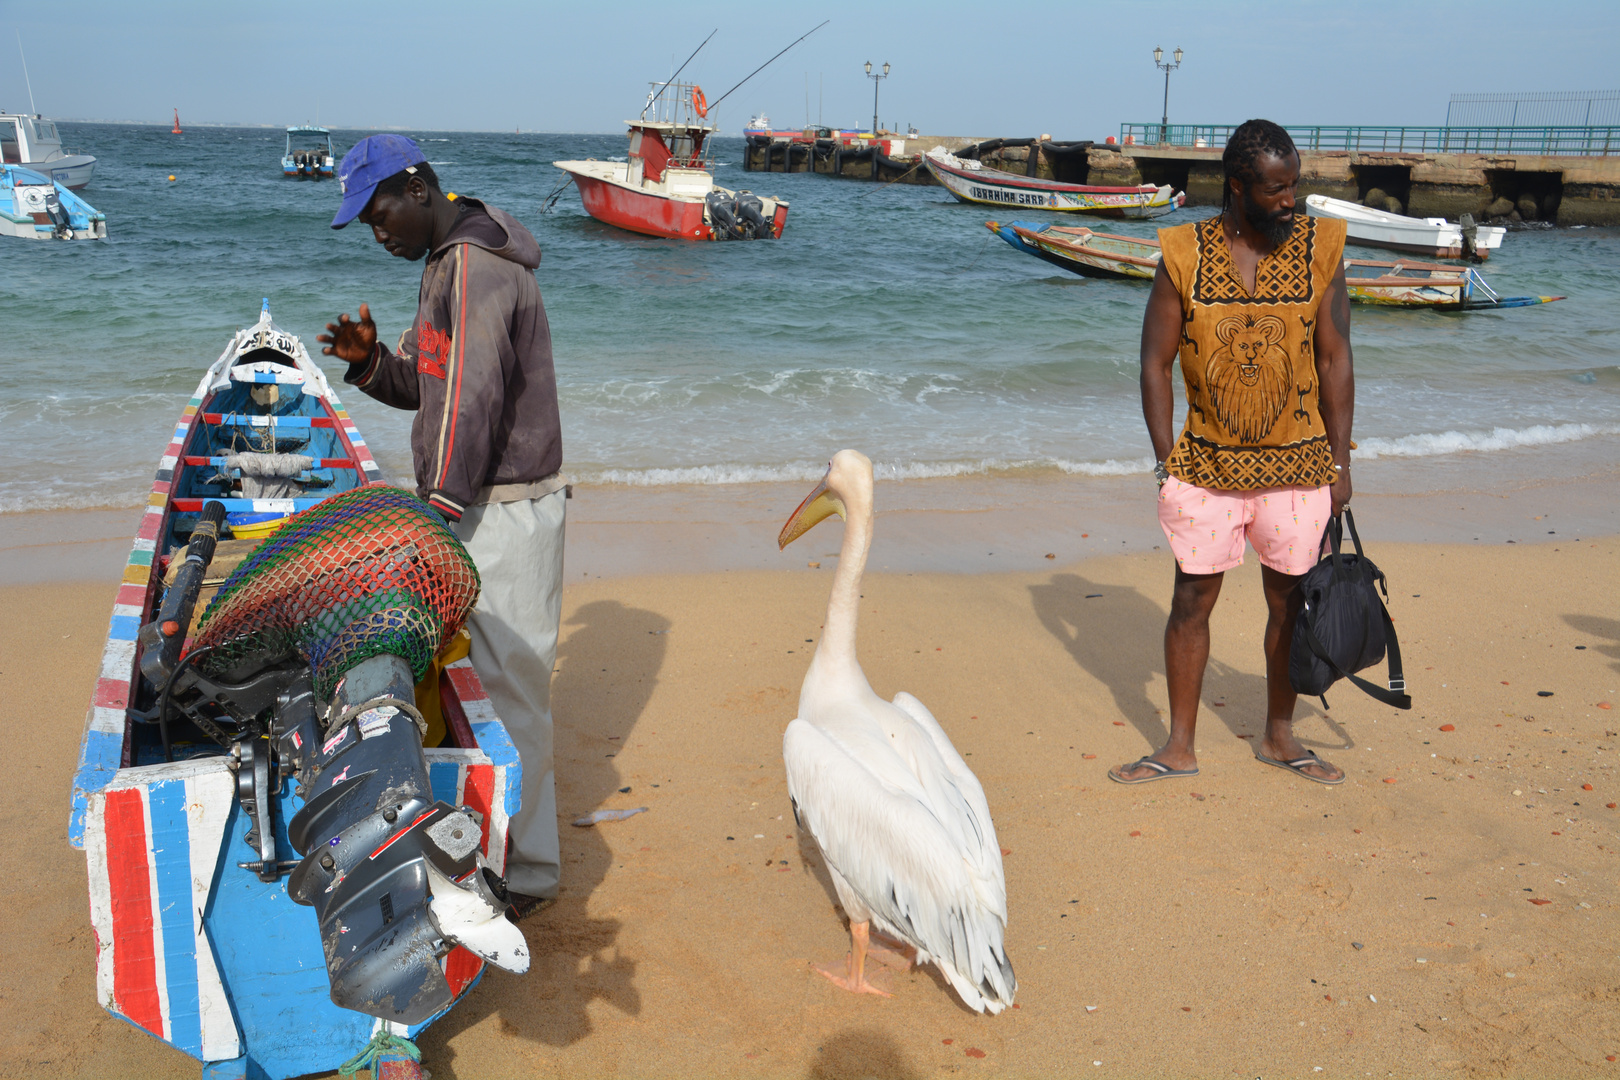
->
xmin=1290 ymin=507 xmax=1412 ymax=710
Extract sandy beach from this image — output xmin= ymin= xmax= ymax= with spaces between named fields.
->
xmin=3 ymin=469 xmax=1618 ymax=1079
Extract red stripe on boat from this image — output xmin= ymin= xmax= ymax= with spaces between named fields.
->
xmin=368 ymin=808 xmax=439 ymax=860
xmin=104 ymin=788 xmax=165 ymax=1038
xmin=445 ymin=665 xmax=488 ymax=702
xmin=461 ymin=764 xmax=495 ymax=855
xmin=94 ymin=678 xmax=130 ymax=709
xmin=443 ymin=946 xmax=483 ymax=998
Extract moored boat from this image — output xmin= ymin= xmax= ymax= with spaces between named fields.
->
xmin=1 ymin=163 xmax=106 ymax=239
xmin=554 ymin=80 xmax=788 ymax=241
xmin=0 ymin=111 xmax=96 ymax=189
xmin=1306 ymin=193 xmax=1505 ymax=260
xmin=928 ymin=146 xmax=1182 ymax=218
xmin=988 ymin=220 xmax=1562 ymax=310
xmin=70 ymin=303 xmax=527 ymax=1079
xmin=282 ymin=125 xmax=337 ymax=179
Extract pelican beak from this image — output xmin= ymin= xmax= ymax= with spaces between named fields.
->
xmin=779 ymin=476 xmax=844 ymax=550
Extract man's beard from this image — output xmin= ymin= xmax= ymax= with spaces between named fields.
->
xmin=1241 ymin=192 xmax=1294 ymax=247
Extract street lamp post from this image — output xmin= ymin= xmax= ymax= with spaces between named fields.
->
xmin=865 ymin=60 xmax=890 ymax=135
xmin=1153 ymin=46 xmax=1183 ymax=144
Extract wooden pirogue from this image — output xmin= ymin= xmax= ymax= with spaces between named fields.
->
xmin=69 ymin=302 xmax=526 ymax=1080
xmin=986 ymin=221 xmax=1565 ymax=310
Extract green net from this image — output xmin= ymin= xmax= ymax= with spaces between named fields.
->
xmin=194 ymin=485 xmax=480 ymax=697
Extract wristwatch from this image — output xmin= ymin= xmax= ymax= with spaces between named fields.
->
xmin=1153 ymin=460 xmax=1171 ymax=487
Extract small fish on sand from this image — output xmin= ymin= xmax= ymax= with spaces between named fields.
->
xmin=573 ymin=807 xmax=649 ymax=827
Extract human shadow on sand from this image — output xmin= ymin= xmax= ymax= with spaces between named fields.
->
xmin=421 ymin=599 xmax=669 ymax=1070
xmin=1563 ymin=614 xmax=1620 ymax=676
xmin=1027 ymin=570 xmax=1349 ymax=756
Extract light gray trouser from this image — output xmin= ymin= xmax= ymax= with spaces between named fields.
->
xmin=452 ymin=489 xmax=566 ymax=898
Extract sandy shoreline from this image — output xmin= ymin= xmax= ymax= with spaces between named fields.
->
xmin=3 ymin=448 xmax=1617 ymax=585
xmin=4 ymin=494 xmax=1618 ymax=1077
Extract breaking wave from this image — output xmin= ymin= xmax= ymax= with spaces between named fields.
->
xmin=1353 ymin=422 xmax=1620 ymax=460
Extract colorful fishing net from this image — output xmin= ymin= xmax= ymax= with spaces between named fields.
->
xmin=194 ymin=485 xmax=480 ymax=697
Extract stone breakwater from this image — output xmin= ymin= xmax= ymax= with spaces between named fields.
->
xmin=744 ymin=134 xmax=1620 ymax=225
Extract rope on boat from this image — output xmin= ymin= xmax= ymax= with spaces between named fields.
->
xmin=538 ymin=174 xmax=574 ymax=213
xmin=337 ymin=1031 xmax=422 ymax=1075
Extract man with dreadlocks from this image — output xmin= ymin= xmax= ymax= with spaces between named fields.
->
xmin=1110 ymin=118 xmax=1354 ymax=787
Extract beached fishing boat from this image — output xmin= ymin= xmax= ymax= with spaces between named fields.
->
xmin=69 ymin=303 xmax=527 ymax=1080
xmin=987 ymin=220 xmax=1562 ymax=311
xmin=1 ymin=163 xmax=106 ymax=239
xmin=927 ymin=146 xmax=1182 ymax=218
xmin=1306 ymin=194 xmax=1505 ymax=260
xmin=0 ymin=111 xmax=96 ymax=189
xmin=281 ymin=125 xmax=336 ymax=180
xmin=554 ymin=80 xmax=788 ymax=241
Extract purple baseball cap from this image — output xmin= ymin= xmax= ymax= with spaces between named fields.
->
xmin=331 ymin=134 xmax=428 ymax=229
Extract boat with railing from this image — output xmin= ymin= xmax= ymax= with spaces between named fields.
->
xmin=0 ymin=111 xmax=96 ymax=189
xmin=553 ymin=80 xmax=788 ymax=241
xmin=282 ymin=126 xmax=336 ymax=180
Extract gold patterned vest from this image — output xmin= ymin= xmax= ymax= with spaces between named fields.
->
xmin=1158 ymin=214 xmax=1345 ymax=490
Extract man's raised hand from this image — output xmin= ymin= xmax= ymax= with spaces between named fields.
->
xmin=319 ymin=302 xmax=378 ymax=364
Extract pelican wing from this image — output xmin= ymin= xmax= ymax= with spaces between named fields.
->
xmin=784 ymin=716 xmax=1017 ymax=1013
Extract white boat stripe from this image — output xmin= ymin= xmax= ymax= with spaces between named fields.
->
xmin=113 ymin=603 xmax=143 ymax=619
xmin=185 ymin=770 xmax=242 ymax=1061
xmin=133 ymin=538 xmax=156 ymax=553
xmin=84 ymin=795 xmax=118 ymax=1021
xmin=139 ymin=788 xmax=172 ymax=1040
xmin=100 ymin=639 xmax=137 ymax=682
xmin=90 ymin=706 xmax=125 ymax=734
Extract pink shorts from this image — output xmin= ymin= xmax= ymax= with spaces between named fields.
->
xmin=1157 ymin=478 xmax=1330 ymax=576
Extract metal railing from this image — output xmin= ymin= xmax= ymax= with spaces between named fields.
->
xmin=1118 ymin=123 xmax=1620 ymax=156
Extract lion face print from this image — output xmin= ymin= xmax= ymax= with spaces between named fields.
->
xmin=1204 ymin=313 xmax=1292 ymax=443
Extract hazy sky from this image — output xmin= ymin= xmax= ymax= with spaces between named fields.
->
xmin=7 ymin=1 xmax=1618 ymax=137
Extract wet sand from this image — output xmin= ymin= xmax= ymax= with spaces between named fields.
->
xmin=4 ymin=476 xmax=1618 ymax=1077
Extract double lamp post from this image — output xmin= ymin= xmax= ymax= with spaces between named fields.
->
xmin=865 ymin=60 xmax=889 ymax=135
xmin=1154 ymin=46 xmax=1183 ymax=143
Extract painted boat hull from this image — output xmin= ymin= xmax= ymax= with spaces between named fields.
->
xmin=926 ymin=151 xmax=1181 ymax=218
xmin=987 ymin=220 xmax=1161 ymax=279
xmin=1 ymin=164 xmax=106 ymax=239
xmin=70 ymin=310 xmax=521 ymax=1079
xmin=27 ymin=154 xmax=96 ymax=190
xmin=555 ymin=160 xmax=788 ymax=241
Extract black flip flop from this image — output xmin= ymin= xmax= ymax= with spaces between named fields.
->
xmin=1254 ymin=749 xmax=1345 ymax=785
xmin=1107 ymin=756 xmax=1199 ymax=785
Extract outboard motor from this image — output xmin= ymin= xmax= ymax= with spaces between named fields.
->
xmin=705 ymin=190 xmax=745 ymax=240
xmin=139 ymin=485 xmax=528 ymax=1025
xmin=44 ymin=185 xmax=72 ymax=239
xmin=734 ymin=192 xmax=773 ymax=239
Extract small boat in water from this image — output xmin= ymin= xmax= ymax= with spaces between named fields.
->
xmin=928 ymin=147 xmax=1182 ymax=218
xmin=1 ymin=163 xmax=106 ymax=239
xmin=988 ymin=220 xmax=1562 ymax=311
xmin=70 ymin=302 xmax=528 ymax=1079
xmin=0 ymin=111 xmax=96 ymax=189
xmin=1342 ymin=258 xmax=1563 ymax=310
xmin=1305 ymin=194 xmax=1505 ymax=260
xmin=282 ymin=125 xmax=337 ymax=179
xmin=985 ymin=220 xmax=1159 ymax=278
xmin=554 ymin=80 xmax=788 ymax=241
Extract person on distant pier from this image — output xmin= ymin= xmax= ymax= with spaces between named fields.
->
xmin=318 ymin=134 xmax=565 ymax=918
xmin=1111 ymin=118 xmax=1354 ymax=787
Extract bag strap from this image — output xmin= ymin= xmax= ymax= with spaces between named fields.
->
xmin=1299 ymin=600 xmax=1413 ymax=710
xmin=1341 ymin=506 xmax=1368 ymax=562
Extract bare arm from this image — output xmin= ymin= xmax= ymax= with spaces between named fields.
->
xmin=1140 ymin=263 xmax=1184 ymax=464
xmin=1314 ymin=267 xmax=1355 ymax=514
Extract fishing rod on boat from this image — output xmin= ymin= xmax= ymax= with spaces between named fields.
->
xmin=642 ymin=28 xmax=718 ymax=121
xmin=705 ymin=19 xmax=830 ymax=115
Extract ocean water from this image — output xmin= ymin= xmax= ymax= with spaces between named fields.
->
xmin=2 ymin=122 xmax=1618 ymax=513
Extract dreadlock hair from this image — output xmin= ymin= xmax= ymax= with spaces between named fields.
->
xmin=373 ymin=161 xmax=441 ymax=200
xmin=1222 ymin=119 xmax=1296 ymax=209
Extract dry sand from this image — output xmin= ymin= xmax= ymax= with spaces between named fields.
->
xmin=4 ymin=515 xmax=1618 ymax=1079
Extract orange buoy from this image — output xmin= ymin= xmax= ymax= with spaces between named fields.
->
xmin=691 ymin=85 xmax=707 ymax=119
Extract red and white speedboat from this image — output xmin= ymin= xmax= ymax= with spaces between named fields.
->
xmin=554 ymin=81 xmax=788 ymax=241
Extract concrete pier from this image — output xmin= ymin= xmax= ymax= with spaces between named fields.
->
xmin=742 ymin=133 xmax=1620 ymax=224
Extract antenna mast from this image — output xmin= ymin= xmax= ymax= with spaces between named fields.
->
xmin=16 ymin=33 xmax=38 ymax=114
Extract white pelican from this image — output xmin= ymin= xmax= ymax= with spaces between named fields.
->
xmin=777 ymin=450 xmax=1016 ymax=1013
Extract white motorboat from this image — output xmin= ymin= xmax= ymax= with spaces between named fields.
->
xmin=1 ymin=164 xmax=106 ymax=239
xmin=925 ymin=146 xmax=1183 ymax=219
xmin=0 ymin=112 xmax=96 ymax=190
xmin=1305 ymin=194 xmax=1504 ymax=260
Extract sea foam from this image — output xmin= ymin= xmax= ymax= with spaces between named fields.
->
xmin=1353 ymin=422 xmax=1620 ymax=460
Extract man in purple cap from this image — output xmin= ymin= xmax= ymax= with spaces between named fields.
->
xmin=319 ymin=134 xmax=565 ymax=920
